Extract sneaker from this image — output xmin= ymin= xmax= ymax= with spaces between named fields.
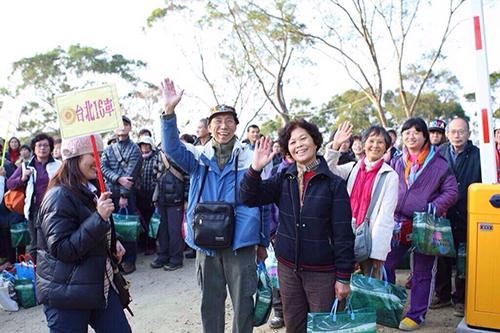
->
xmin=453 ymin=303 xmax=465 ymax=317
xmin=184 ymin=249 xmax=196 ymax=259
xmin=150 ymin=259 xmax=167 ymax=269
xmin=399 ymin=317 xmax=422 ymax=331
xmin=429 ymin=297 xmax=452 ymax=309
xmin=121 ymin=263 xmax=136 ymax=275
xmin=164 ymin=262 xmax=183 ymax=271
xmin=268 ymin=316 xmax=285 ymax=329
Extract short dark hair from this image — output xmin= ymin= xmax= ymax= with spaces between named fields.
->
xmin=279 ymin=118 xmax=323 ymax=157
xmin=350 ymin=134 xmax=361 ymax=148
xmin=139 ymin=128 xmax=152 ymax=137
xmin=54 ymin=137 xmax=62 ymax=145
xmin=180 ymin=133 xmax=195 ymax=144
xmin=19 ymin=144 xmax=31 ymax=153
xmin=448 ymin=116 xmax=470 ymax=131
xmin=31 ymin=133 xmax=54 ymax=153
xmin=362 ymin=125 xmax=391 ymax=151
xmin=401 ymin=117 xmax=429 ymax=145
xmin=247 ymin=124 xmax=260 ymax=132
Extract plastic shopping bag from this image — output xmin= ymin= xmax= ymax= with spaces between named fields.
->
xmin=14 ymin=254 xmax=35 ymax=282
xmin=13 ymin=278 xmax=36 ymax=309
xmin=112 ymin=208 xmax=143 ymax=242
xmin=0 ymin=271 xmax=19 ymax=311
xmin=412 ymin=205 xmax=456 ymax=258
xmin=253 ymin=261 xmax=273 ymax=327
xmin=10 ymin=220 xmax=30 ymax=248
xmin=349 ymin=267 xmax=408 ymax=328
xmin=264 ymin=244 xmax=278 ymax=288
xmin=307 ymin=298 xmax=376 ymax=332
xmin=148 ymin=209 xmax=161 ymax=238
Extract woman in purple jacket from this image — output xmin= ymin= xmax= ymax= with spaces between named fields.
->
xmin=385 ymin=118 xmax=458 ymax=331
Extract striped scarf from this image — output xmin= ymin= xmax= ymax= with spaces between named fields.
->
xmin=297 ymin=158 xmax=320 ymax=207
xmin=403 ymin=143 xmax=434 ymax=186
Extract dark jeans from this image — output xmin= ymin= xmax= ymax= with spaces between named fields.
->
xmin=28 ymin=204 xmax=40 ymax=262
xmin=112 ymin=194 xmax=137 ymax=265
xmin=272 ymin=287 xmax=283 ymax=318
xmin=277 ymin=262 xmax=337 ymax=333
xmin=43 ymin=289 xmax=131 ymax=333
xmin=135 ymin=189 xmax=156 ymax=250
xmin=434 ymin=226 xmax=467 ymax=304
xmin=156 ymin=204 xmax=184 ymax=264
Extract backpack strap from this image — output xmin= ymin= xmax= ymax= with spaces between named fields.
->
xmin=159 ymin=151 xmax=184 ymax=182
xmin=111 ymin=144 xmax=128 ymax=169
xmin=195 ymin=154 xmax=239 ymax=205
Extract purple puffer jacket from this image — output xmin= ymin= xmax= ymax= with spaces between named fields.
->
xmin=392 ymin=150 xmax=458 ymax=221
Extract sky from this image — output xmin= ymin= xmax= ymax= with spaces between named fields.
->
xmin=0 ymin=0 xmax=499 ymax=141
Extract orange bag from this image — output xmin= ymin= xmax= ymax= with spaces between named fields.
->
xmin=4 ymin=188 xmax=25 ymax=214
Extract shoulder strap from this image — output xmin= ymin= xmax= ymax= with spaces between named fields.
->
xmin=346 ymin=161 xmax=358 ymax=182
xmin=160 ymin=151 xmax=184 ymax=182
xmin=364 ymin=171 xmax=389 ymax=224
xmin=195 ymin=153 xmax=239 ymax=205
xmin=111 ymin=144 xmax=128 ymax=169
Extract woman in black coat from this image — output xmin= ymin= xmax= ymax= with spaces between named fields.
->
xmin=240 ymin=118 xmax=355 ymax=333
xmin=36 ymin=134 xmax=131 ymax=333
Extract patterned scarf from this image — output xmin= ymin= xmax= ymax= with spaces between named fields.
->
xmin=297 ymin=158 xmax=320 ymax=207
xmin=403 ymin=142 xmax=433 ymax=186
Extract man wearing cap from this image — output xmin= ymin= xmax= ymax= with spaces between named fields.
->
xmin=159 ymin=78 xmax=268 ymax=333
xmin=101 ymin=115 xmax=142 ymax=274
xmin=431 ymin=117 xmax=481 ymax=317
xmin=429 ymin=119 xmax=447 ymax=147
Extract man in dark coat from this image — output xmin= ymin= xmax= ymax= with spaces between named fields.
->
xmin=431 ymin=117 xmax=481 ymax=317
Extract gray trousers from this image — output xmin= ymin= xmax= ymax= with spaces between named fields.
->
xmin=196 ymin=246 xmax=257 ymax=333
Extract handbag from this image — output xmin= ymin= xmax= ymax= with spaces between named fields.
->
xmin=412 ymin=204 xmax=456 ymax=257
xmin=349 ymin=266 xmax=408 ymax=328
xmin=10 ymin=220 xmax=30 ymax=248
xmin=14 ymin=254 xmax=36 ymax=283
xmin=112 ymin=208 xmax=143 ymax=242
xmin=4 ymin=163 xmax=26 ymax=214
xmin=253 ymin=261 xmax=273 ymax=327
xmin=307 ymin=298 xmax=376 ymax=332
xmin=353 ymin=172 xmax=388 ymax=263
xmin=192 ymin=155 xmax=238 ymax=249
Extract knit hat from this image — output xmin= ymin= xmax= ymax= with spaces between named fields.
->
xmin=61 ymin=134 xmax=104 ymax=161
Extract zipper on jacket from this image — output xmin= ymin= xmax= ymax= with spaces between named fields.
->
xmin=289 ymin=174 xmax=301 ymax=271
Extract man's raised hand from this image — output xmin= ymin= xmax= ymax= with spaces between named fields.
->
xmin=251 ymin=136 xmax=275 ymax=172
xmin=161 ymin=78 xmax=184 ymax=114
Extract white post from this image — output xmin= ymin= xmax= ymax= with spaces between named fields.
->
xmin=471 ymin=0 xmax=497 ymax=183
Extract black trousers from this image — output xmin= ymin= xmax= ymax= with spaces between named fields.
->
xmin=156 ymin=204 xmax=184 ymax=264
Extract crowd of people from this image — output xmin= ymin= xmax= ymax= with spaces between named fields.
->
xmin=0 ymin=76 xmax=498 ymax=332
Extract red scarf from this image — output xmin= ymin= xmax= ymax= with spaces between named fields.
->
xmin=350 ymin=158 xmax=384 ymax=227
xmin=9 ymin=149 xmax=19 ymax=163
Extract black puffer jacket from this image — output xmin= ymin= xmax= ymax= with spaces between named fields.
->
xmin=439 ymin=141 xmax=482 ymax=229
xmin=240 ymin=156 xmax=354 ymax=277
xmin=36 ymin=184 xmax=110 ymax=310
xmin=154 ymin=153 xmax=189 ymax=206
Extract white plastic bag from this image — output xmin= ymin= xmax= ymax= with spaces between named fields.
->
xmin=0 ymin=281 xmax=19 ymax=311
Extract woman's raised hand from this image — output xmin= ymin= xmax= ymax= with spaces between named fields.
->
xmin=329 ymin=121 xmax=353 ymax=151
xmin=97 ymin=191 xmax=115 ymax=221
xmin=161 ymin=78 xmax=184 ymax=114
xmin=251 ymin=136 xmax=275 ymax=172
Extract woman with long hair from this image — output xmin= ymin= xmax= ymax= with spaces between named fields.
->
xmin=384 ymin=118 xmax=457 ymax=331
xmin=7 ymin=137 xmax=21 ymax=164
xmin=36 ymin=134 xmax=131 ymax=332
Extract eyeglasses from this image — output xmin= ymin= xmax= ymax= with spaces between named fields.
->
xmin=448 ymin=129 xmax=468 ymax=136
xmin=35 ymin=143 xmax=50 ymax=149
xmin=211 ymin=118 xmax=236 ymax=126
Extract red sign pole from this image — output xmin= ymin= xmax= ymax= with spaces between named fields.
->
xmin=89 ymin=134 xmax=105 ymax=193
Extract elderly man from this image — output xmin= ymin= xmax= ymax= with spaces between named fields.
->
xmin=194 ymin=118 xmax=212 ymax=146
xmin=159 ymin=78 xmax=268 ymax=333
xmin=431 ymin=117 xmax=481 ymax=317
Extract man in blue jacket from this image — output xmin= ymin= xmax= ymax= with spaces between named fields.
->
xmin=159 ymin=78 xmax=268 ymax=333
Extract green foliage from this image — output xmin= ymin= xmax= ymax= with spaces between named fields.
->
xmin=2 ymin=44 xmax=146 ymax=137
